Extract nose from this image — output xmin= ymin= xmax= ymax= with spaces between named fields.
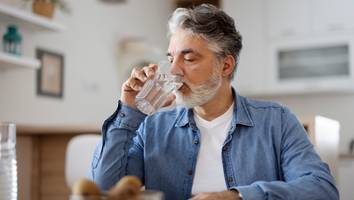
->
xmin=170 ymin=60 xmax=183 ymax=76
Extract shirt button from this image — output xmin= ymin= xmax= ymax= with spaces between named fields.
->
xmin=193 ymin=140 xmax=199 ymax=145
xmin=222 ymin=146 xmax=228 ymax=151
xmin=119 ymin=112 xmax=125 ymax=118
xmin=227 ymin=176 xmax=233 ymax=183
xmin=188 ymin=170 xmax=193 ymax=176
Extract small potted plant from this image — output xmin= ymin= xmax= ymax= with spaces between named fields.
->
xmin=23 ymin=0 xmax=70 ymax=18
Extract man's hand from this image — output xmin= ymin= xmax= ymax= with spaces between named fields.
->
xmin=121 ymin=64 xmax=175 ymax=110
xmin=189 ymin=190 xmax=241 ymax=200
xmin=121 ymin=64 xmax=157 ymax=109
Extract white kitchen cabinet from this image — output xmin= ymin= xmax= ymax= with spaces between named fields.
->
xmin=250 ymin=0 xmax=354 ymax=96
xmin=311 ymin=0 xmax=354 ymax=34
xmin=257 ymin=35 xmax=354 ymax=97
xmin=266 ymin=0 xmax=354 ymax=39
xmin=223 ymin=0 xmax=354 ymax=96
xmin=265 ymin=0 xmax=310 ymax=38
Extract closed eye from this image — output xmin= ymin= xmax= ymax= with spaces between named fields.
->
xmin=184 ymin=56 xmax=196 ymax=63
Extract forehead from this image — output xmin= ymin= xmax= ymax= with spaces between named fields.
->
xmin=167 ymin=29 xmax=211 ymax=55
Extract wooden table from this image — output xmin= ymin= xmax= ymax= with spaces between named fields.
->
xmin=16 ymin=124 xmax=101 ymax=200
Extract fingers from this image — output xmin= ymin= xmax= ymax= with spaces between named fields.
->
xmin=122 ymin=77 xmax=143 ymax=92
xmin=123 ymin=64 xmax=158 ymax=92
xmin=143 ymin=64 xmax=157 ymax=79
xmin=131 ymin=64 xmax=157 ymax=82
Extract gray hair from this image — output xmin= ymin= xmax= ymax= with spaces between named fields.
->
xmin=168 ymin=4 xmax=243 ymax=79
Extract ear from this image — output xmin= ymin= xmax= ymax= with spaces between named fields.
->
xmin=221 ymin=55 xmax=235 ymax=78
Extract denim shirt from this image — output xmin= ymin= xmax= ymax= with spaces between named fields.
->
xmin=90 ymin=93 xmax=339 ymax=200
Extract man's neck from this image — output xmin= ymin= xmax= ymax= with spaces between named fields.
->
xmin=193 ymin=84 xmax=234 ymax=121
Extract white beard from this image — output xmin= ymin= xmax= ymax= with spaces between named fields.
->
xmin=175 ymin=67 xmax=222 ymax=108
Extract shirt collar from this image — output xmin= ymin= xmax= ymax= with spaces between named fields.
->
xmin=175 ymin=88 xmax=254 ymax=128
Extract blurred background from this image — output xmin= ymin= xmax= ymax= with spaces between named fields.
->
xmin=0 ymin=0 xmax=353 ymax=199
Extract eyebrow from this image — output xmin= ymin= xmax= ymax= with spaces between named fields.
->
xmin=166 ymin=48 xmax=201 ymax=57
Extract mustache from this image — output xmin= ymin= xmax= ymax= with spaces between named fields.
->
xmin=179 ymin=76 xmax=197 ymax=87
xmin=179 ymin=79 xmax=192 ymax=90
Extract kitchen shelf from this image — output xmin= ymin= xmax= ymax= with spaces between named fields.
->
xmin=0 ymin=3 xmax=65 ymax=32
xmin=0 ymin=52 xmax=40 ymax=69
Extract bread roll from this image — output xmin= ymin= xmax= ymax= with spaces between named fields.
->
xmin=108 ymin=176 xmax=142 ymax=200
xmin=72 ymin=178 xmax=101 ymax=196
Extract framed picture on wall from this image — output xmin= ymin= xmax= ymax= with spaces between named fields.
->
xmin=36 ymin=48 xmax=64 ymax=98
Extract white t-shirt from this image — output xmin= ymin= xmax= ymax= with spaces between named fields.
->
xmin=191 ymin=102 xmax=234 ymax=194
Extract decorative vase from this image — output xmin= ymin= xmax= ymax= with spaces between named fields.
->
xmin=32 ymin=1 xmax=55 ymax=18
xmin=2 ymin=25 xmax=22 ymax=55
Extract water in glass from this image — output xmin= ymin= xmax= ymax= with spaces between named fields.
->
xmin=135 ymin=62 xmax=182 ymax=115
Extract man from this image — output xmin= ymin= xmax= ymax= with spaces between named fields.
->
xmin=90 ymin=4 xmax=339 ymax=200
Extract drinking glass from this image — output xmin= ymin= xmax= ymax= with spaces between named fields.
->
xmin=135 ymin=61 xmax=182 ymax=115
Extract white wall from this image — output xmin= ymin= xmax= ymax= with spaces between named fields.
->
xmin=0 ymin=0 xmax=174 ymax=126
xmin=223 ymin=0 xmax=267 ymax=95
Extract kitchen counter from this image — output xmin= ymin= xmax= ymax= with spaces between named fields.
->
xmin=17 ymin=124 xmax=101 ymax=135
